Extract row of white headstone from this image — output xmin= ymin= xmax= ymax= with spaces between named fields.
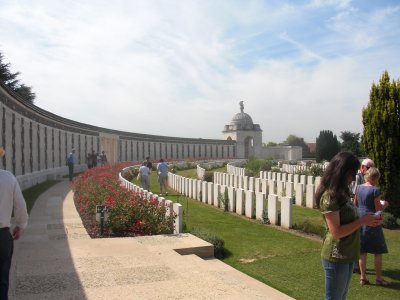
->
xmin=168 ymin=172 xmax=293 ymax=229
xmin=118 ymin=169 xmax=183 ymax=234
xmin=213 ymin=171 xmax=321 ymax=209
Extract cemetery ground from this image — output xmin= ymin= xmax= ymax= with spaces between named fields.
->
xmin=140 ymin=170 xmax=400 ymax=300
xmin=22 ymin=170 xmax=400 ymax=300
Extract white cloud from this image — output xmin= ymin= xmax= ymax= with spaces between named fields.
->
xmin=0 ymin=0 xmax=399 ymax=144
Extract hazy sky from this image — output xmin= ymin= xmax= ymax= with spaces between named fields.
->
xmin=0 ymin=0 xmax=399 ymax=143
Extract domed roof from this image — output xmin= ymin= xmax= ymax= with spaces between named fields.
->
xmin=231 ymin=111 xmax=254 ymax=126
xmin=230 ymin=101 xmax=253 ymax=126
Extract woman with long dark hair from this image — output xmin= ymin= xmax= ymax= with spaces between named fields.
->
xmin=315 ymin=152 xmax=382 ymax=300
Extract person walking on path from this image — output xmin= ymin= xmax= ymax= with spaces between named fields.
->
xmin=139 ymin=161 xmax=151 ymax=191
xmin=315 ymin=152 xmax=382 ymax=300
xmin=354 ymin=167 xmax=390 ymax=286
xmin=67 ymin=148 xmax=76 ymax=182
xmin=0 ymin=147 xmax=29 ymax=300
xmin=157 ymin=158 xmax=169 ymax=196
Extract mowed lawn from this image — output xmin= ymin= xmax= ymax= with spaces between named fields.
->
xmin=142 ymin=171 xmax=400 ymax=300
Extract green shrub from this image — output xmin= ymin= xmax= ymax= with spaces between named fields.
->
xmin=382 ymin=212 xmax=398 ymax=229
xmin=308 ymin=165 xmax=324 ymax=177
xmin=245 ymin=159 xmax=277 ymax=176
xmin=218 ymin=190 xmax=229 ymax=212
xmin=292 ymin=220 xmax=325 ymax=238
xmin=190 ymin=228 xmax=226 ymax=259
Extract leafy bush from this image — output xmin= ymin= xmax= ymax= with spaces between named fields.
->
xmin=72 ymin=163 xmax=175 ymax=235
xmin=308 ymin=165 xmax=324 ymax=177
xmin=245 ymin=159 xmax=277 ymax=176
xmin=382 ymin=212 xmax=398 ymax=229
xmin=190 ymin=228 xmax=226 ymax=259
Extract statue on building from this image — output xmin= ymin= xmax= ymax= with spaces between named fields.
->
xmin=239 ymin=101 xmax=244 ymax=112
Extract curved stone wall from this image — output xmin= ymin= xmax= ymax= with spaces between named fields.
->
xmin=0 ymin=82 xmax=236 ymax=189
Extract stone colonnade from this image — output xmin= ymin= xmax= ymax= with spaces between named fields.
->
xmin=0 ymin=82 xmax=236 ymax=190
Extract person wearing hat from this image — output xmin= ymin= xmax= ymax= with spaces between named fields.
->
xmin=67 ymin=148 xmax=76 ymax=182
xmin=0 ymin=147 xmax=29 ymax=299
xmin=353 ymin=158 xmax=375 ymax=195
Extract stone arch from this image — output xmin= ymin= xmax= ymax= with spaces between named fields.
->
xmin=244 ymin=136 xmax=254 ymax=159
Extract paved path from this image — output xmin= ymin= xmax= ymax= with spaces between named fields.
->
xmin=9 ymin=180 xmax=294 ymax=300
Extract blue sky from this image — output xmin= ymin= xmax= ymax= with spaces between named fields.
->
xmin=0 ymin=0 xmax=399 ymax=143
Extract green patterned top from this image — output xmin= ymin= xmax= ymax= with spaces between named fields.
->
xmin=320 ymin=191 xmax=360 ymax=263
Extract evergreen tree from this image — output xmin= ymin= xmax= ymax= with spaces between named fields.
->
xmin=340 ymin=131 xmax=361 ymax=156
xmin=0 ymin=51 xmax=35 ymax=104
xmin=362 ymin=70 xmax=400 ymax=217
xmin=316 ymin=130 xmax=340 ymax=162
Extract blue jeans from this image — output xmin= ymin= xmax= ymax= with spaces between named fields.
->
xmin=322 ymin=259 xmax=354 ymax=300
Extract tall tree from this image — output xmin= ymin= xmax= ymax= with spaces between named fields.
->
xmin=362 ymin=70 xmax=400 ymax=217
xmin=340 ymin=131 xmax=361 ymax=156
xmin=0 ymin=51 xmax=35 ymax=104
xmin=316 ymin=130 xmax=340 ymax=162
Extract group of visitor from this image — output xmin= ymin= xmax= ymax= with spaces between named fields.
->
xmin=317 ymin=153 xmax=390 ymax=300
xmin=138 ymin=156 xmax=169 ymax=195
xmin=87 ymin=150 xmax=108 ymax=169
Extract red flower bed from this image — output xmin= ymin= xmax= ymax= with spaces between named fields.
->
xmin=72 ymin=163 xmax=175 ymax=237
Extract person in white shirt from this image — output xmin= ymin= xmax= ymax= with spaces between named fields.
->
xmin=139 ymin=161 xmax=151 ymax=191
xmin=0 ymin=147 xmax=29 ymax=300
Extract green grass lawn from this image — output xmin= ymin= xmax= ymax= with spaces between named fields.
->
xmin=140 ymin=171 xmax=400 ymax=300
xmin=22 ymin=180 xmax=60 ymax=213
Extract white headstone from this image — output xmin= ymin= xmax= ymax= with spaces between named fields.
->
xmin=255 ymin=192 xmax=266 ymax=220
xmin=236 ymin=188 xmax=245 ymax=215
xmin=268 ymin=194 xmax=278 ymax=225
xmin=228 ymin=186 xmax=236 ymax=212
xmin=306 ymin=184 xmax=316 ymax=208
xmin=245 ymin=190 xmax=255 ymax=218
xmin=295 ymin=183 xmax=304 ymax=206
xmin=281 ymin=197 xmax=292 ymax=229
